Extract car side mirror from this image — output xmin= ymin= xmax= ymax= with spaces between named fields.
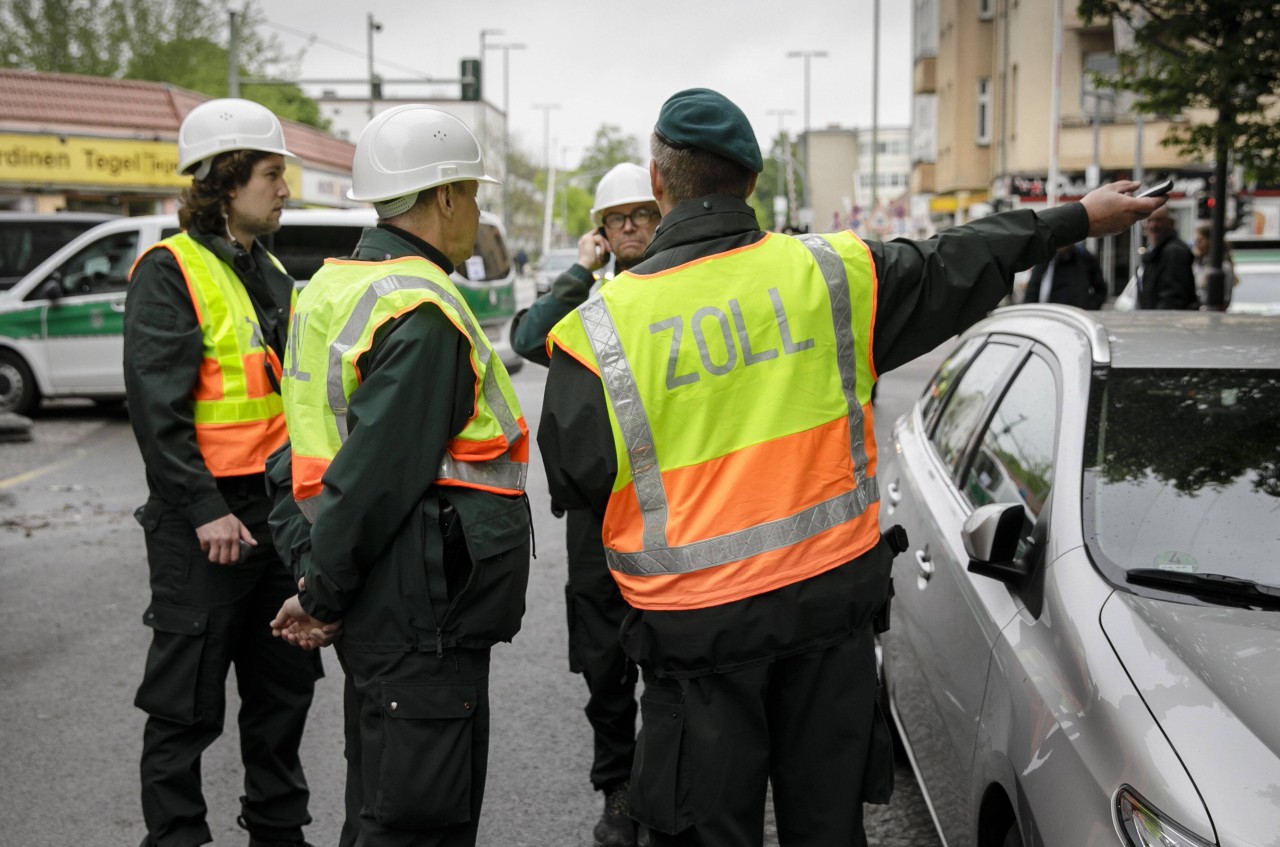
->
xmin=37 ymin=277 xmax=64 ymax=304
xmin=963 ymin=503 xmax=1029 ymax=588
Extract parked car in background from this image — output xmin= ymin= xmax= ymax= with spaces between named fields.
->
xmin=0 ymin=208 xmax=520 ymax=415
xmin=879 ymin=305 xmax=1280 ymax=847
xmin=533 ymin=247 xmax=580 ymax=295
xmin=1225 ymin=247 xmax=1280 ymax=316
xmin=0 ymin=211 xmax=115 ymax=290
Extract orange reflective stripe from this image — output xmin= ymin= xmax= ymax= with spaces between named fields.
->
xmin=546 ymin=330 xmax=601 ymax=375
xmin=243 ymin=351 xmax=275 ymax=398
xmin=195 ymin=416 xmax=288 ymax=477
xmin=291 ymin=453 xmax=331 ymax=503
xmin=447 ymin=416 xmax=530 ymax=460
xmin=603 ymin=418 xmax=856 ymax=551
xmin=192 ymin=358 xmax=223 ymax=401
xmin=611 ymin=509 xmax=882 ymax=610
xmin=435 ymin=477 xmax=525 ymax=497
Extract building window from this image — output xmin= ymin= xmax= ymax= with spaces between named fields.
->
xmin=976 ymin=77 xmax=992 ymax=146
xmin=978 ymin=0 xmax=993 ymax=20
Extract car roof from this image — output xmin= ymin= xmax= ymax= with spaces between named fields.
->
xmin=979 ymin=305 xmax=1280 ymax=370
xmin=0 ymin=211 xmax=116 ymax=222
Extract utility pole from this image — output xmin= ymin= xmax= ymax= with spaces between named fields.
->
xmin=767 ymin=109 xmax=794 ymax=230
xmin=871 ymin=0 xmax=880 ymax=212
xmin=1047 ymin=0 xmax=1063 ymax=206
xmin=367 ymin=13 xmax=382 ymax=120
xmin=486 ymin=41 xmax=525 ymax=233
xmin=227 ymin=11 xmax=240 ymax=97
xmin=478 ymin=28 xmax=502 ymax=101
xmin=532 ymin=103 xmax=561 ymax=257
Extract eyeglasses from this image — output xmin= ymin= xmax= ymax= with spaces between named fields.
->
xmin=601 ymin=207 xmax=660 ymax=231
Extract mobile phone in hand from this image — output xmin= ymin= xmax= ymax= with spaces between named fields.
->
xmin=1135 ymin=178 xmax=1174 ymax=199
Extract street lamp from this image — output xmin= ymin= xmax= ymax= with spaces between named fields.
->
xmin=532 ymin=103 xmax=561 ymax=257
xmin=485 ymin=41 xmax=526 ymax=233
xmin=366 ymin=13 xmax=383 ymax=119
xmin=786 ymin=49 xmax=828 ymax=231
xmin=478 ymin=28 xmax=502 ymax=100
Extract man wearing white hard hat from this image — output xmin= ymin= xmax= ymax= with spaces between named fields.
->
xmin=265 ymin=105 xmax=531 ymax=847
xmin=124 ymin=98 xmax=323 ymax=847
xmin=510 ymin=161 xmax=658 ymax=847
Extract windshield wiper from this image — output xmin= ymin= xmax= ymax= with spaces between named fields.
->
xmin=1126 ymin=569 xmax=1280 ymax=611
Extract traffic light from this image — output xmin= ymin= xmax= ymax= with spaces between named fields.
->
xmin=1196 ymin=192 xmax=1214 ymax=220
xmin=461 ymin=59 xmax=481 ymax=101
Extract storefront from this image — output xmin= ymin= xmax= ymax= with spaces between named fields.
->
xmin=0 ymin=69 xmax=354 ymax=215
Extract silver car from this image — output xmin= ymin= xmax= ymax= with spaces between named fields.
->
xmin=879 ymin=305 xmax=1280 ymax=847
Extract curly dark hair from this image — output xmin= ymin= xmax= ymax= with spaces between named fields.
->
xmin=178 ymin=150 xmax=273 ymax=235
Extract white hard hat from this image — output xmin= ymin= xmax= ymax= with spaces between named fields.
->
xmin=590 ymin=163 xmax=655 ymax=219
xmin=347 ymin=105 xmax=498 ymax=206
xmin=178 ymin=98 xmax=296 ymax=181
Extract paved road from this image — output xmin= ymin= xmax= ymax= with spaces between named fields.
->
xmin=0 ymin=302 xmax=946 ymax=847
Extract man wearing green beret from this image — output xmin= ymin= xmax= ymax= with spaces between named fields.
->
xmin=538 ymin=87 xmax=1167 ymax=847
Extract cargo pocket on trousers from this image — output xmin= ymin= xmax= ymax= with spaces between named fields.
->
xmin=373 ymin=682 xmax=478 ymax=829
xmin=861 ymin=689 xmax=896 ymax=805
xmin=134 ymin=602 xmax=209 ymax=725
xmin=631 ymin=695 xmax=693 ymax=835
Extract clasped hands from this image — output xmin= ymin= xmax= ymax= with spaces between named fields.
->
xmin=271 ymin=578 xmax=342 ymax=650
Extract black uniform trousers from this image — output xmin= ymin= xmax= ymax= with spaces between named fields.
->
xmin=631 ymin=625 xmax=888 ymax=847
xmin=136 ymin=485 xmax=322 ymax=847
xmin=564 ymin=507 xmax=639 ymax=791
xmin=334 ymin=644 xmax=492 ymax=847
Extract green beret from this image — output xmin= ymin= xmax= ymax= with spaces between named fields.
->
xmin=654 ymin=88 xmax=763 ymax=173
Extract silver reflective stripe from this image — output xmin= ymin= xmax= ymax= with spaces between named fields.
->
xmin=298 ymin=497 xmax=321 ymax=523
xmin=606 ymin=485 xmax=876 ymax=575
xmin=579 ymin=297 xmax=669 ymax=551
xmin=580 ymin=240 xmax=879 ymax=577
xmin=325 ymin=273 xmax=522 ymax=448
xmin=797 ymin=234 xmax=875 ymax=493
xmin=438 ymin=451 xmax=528 ymax=491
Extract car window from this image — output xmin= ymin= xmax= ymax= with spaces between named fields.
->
xmin=921 ymin=335 xmax=985 ymax=432
xmin=931 ymin=341 xmax=1020 ymax=476
xmin=455 ymin=222 xmax=512 ymax=282
xmin=30 ymin=230 xmax=139 ymax=299
xmin=268 ymin=224 xmax=363 ymax=283
xmin=961 ymin=353 xmax=1058 ymax=517
xmin=1084 ymin=367 xmax=1280 ymax=587
xmin=0 ymin=219 xmax=110 ymax=286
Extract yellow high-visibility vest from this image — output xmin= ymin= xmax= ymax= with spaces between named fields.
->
xmin=283 ymin=255 xmax=528 ymax=522
xmin=549 ymin=231 xmax=880 ymax=611
xmin=134 ymin=233 xmax=293 ymax=477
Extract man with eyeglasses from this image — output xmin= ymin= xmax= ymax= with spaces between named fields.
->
xmin=510 ymin=162 xmax=659 ymax=847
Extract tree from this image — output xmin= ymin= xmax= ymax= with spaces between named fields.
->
xmin=1076 ymin=0 xmax=1280 ymax=308
xmin=755 ymin=131 xmax=802 ymax=231
xmin=0 ymin=0 xmax=327 ymax=128
xmin=577 ymin=124 xmax=643 ymax=185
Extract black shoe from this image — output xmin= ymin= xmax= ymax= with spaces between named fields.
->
xmin=239 ymin=814 xmax=316 ymax=847
xmin=637 ymin=823 xmax=652 ymax=847
xmin=594 ymin=780 xmax=638 ymax=847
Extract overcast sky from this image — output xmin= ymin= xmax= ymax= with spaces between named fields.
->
xmin=259 ymin=0 xmax=914 ymax=168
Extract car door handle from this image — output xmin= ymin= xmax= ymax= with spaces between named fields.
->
xmin=886 ymin=481 xmax=902 ymax=505
xmin=109 ymin=301 xmax=126 ymax=313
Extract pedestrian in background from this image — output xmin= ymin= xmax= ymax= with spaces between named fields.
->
xmin=1025 ymin=243 xmax=1108 ymax=309
xmin=124 ymin=98 xmax=322 ymax=847
xmin=511 ymin=161 xmax=661 ymax=847
xmin=1192 ymin=221 xmax=1236 ymax=309
xmin=1137 ymin=205 xmax=1196 ymax=309
xmin=538 ymin=87 xmax=1167 ymax=847
xmin=267 ymin=105 xmax=531 ymax=847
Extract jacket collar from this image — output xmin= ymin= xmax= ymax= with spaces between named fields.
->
xmin=643 ymin=195 xmax=760 ymax=260
xmin=350 ymin=223 xmax=455 ymax=274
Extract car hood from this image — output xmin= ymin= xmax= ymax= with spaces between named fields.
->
xmin=1101 ymin=591 xmax=1280 ymax=845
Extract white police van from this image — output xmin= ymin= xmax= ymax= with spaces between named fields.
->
xmin=0 ymin=208 xmax=520 ymax=415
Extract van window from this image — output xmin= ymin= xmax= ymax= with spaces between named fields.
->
xmin=0 ymin=218 xmax=112 ymax=288
xmin=267 ymin=224 xmax=363 ymax=283
xmin=455 ymin=222 xmax=512 ymax=282
xmin=26 ymin=230 xmax=139 ymax=300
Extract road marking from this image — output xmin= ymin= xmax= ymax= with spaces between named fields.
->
xmin=0 ymin=451 xmax=85 ymax=491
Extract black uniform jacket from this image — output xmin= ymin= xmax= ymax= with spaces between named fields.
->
xmin=125 ymin=227 xmax=293 ymax=523
xmin=266 ymin=225 xmax=530 ymax=654
xmin=538 ymin=195 xmax=1088 ymax=679
xmin=1138 ymin=230 xmax=1197 ymax=310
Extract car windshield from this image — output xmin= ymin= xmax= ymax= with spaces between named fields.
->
xmin=1083 ymin=368 xmax=1280 ymax=589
